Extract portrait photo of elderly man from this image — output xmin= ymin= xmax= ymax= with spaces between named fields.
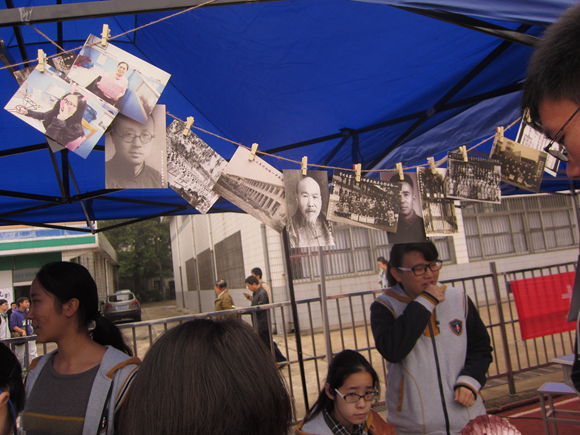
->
xmin=105 ymin=105 xmax=166 ymax=189
xmin=284 ymin=170 xmax=334 ymax=249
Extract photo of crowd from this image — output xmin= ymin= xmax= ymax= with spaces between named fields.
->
xmin=445 ymin=153 xmax=502 ymax=203
xmin=417 ymin=167 xmax=458 ymax=235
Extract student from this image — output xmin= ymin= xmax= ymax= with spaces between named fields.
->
xmin=22 ymin=262 xmax=140 ymax=435
xmin=295 ymin=349 xmax=395 ymax=435
xmin=0 ymin=343 xmax=25 ymax=435
xmin=0 ymin=300 xmax=9 ymax=341
xmin=117 ymin=319 xmax=292 ymax=435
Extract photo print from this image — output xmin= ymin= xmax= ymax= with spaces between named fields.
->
xmin=5 ymin=66 xmax=118 ymax=158
xmin=68 ymin=34 xmax=170 ymax=124
xmin=490 ymin=130 xmax=547 ymax=192
xmin=213 ymin=147 xmax=287 ymax=232
xmin=517 ymin=115 xmax=559 ymax=176
xmin=327 ymin=170 xmax=401 ymax=232
xmin=379 ymin=171 xmax=428 ymax=244
xmin=283 ymin=170 xmax=334 ymax=249
xmin=166 ymin=119 xmax=227 ymax=213
xmin=48 ymin=51 xmax=77 ymax=77
xmin=105 ymin=104 xmax=167 ymax=189
xmin=445 ymin=152 xmax=501 ymax=203
xmin=417 ymin=167 xmax=458 ymax=235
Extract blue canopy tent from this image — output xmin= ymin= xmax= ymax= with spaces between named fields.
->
xmin=0 ymin=0 xmax=578 ymax=232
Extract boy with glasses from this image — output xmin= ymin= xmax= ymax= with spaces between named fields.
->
xmin=370 ymin=242 xmax=492 ymax=435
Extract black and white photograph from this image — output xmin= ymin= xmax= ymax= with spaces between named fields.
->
xmin=68 ymin=34 xmax=171 ymax=124
xmin=516 ymin=116 xmax=559 ymax=176
xmin=166 ymin=119 xmax=227 ymax=213
xmin=379 ymin=171 xmax=428 ymax=244
xmin=491 ymin=129 xmax=548 ymax=192
xmin=5 ymin=66 xmax=118 ymax=158
xmin=105 ymin=105 xmax=167 ymax=189
xmin=213 ymin=147 xmax=287 ymax=232
xmin=417 ymin=167 xmax=458 ymax=235
xmin=445 ymin=152 xmax=502 ymax=203
xmin=283 ymin=170 xmax=334 ymax=248
xmin=327 ymin=170 xmax=401 ymax=232
xmin=48 ymin=52 xmax=77 ymax=78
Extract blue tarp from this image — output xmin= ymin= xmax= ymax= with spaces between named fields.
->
xmin=0 ymin=0 xmax=578 ymax=228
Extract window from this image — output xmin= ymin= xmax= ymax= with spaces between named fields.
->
xmin=215 ymin=231 xmax=245 ymax=289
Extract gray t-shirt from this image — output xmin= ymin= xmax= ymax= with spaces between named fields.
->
xmin=23 ymin=354 xmax=100 ymax=435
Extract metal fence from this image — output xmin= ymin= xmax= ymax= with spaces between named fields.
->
xmin=3 ymin=259 xmax=577 ymax=418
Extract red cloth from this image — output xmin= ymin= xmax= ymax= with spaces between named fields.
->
xmin=510 ymin=272 xmax=577 ymax=340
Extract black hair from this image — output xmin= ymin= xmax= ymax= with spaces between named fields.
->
xmin=389 ymin=172 xmax=414 ymax=189
xmin=41 ymin=92 xmax=87 ymax=130
xmin=16 ymin=297 xmax=29 ymax=308
xmin=117 ymin=319 xmax=292 ymax=435
xmin=0 ymin=299 xmax=7 ymax=306
xmin=245 ymin=275 xmax=259 ymax=286
xmin=251 ymin=267 xmax=263 ymax=279
xmin=0 ymin=343 xmax=25 ymax=434
xmin=35 ymin=262 xmax=132 ymax=355
xmin=303 ymin=350 xmax=379 ymax=424
xmin=377 ymin=257 xmax=387 ymax=265
xmin=522 ymin=4 xmax=580 ymax=124
xmin=215 ymin=279 xmax=227 ymax=289
xmin=117 ymin=61 xmax=129 ymax=70
xmin=386 ymin=242 xmax=439 ymax=287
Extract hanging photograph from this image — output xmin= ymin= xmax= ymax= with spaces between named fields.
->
xmin=166 ymin=119 xmax=227 ymax=213
xmin=5 ymin=66 xmax=118 ymax=158
xmin=213 ymin=147 xmax=287 ymax=232
xmin=491 ymin=129 xmax=547 ymax=192
xmin=284 ymin=169 xmax=334 ymax=248
xmin=516 ymin=115 xmax=559 ymax=176
xmin=417 ymin=167 xmax=458 ymax=235
xmin=445 ymin=152 xmax=501 ymax=203
xmin=379 ymin=171 xmax=428 ymax=244
xmin=327 ymin=170 xmax=401 ymax=232
xmin=68 ymin=34 xmax=171 ymax=124
xmin=105 ymin=104 xmax=167 ymax=189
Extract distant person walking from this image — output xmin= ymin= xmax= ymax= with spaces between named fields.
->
xmin=214 ymin=280 xmax=235 ymax=312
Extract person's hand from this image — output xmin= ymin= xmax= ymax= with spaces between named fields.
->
xmin=424 ymin=284 xmax=445 ymax=303
xmin=244 ymin=292 xmax=250 ymax=300
xmin=15 ymin=105 xmax=28 ymax=115
xmin=454 ymin=386 xmax=476 ymax=407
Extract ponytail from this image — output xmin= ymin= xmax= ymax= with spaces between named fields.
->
xmin=92 ymin=314 xmax=132 ymax=356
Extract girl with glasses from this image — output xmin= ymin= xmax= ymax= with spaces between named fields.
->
xmin=0 ymin=343 xmax=25 ymax=435
xmin=295 ymin=349 xmax=395 ymax=435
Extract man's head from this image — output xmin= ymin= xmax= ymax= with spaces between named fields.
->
xmin=116 ymin=62 xmax=129 ymax=78
xmin=251 ymin=267 xmax=263 ymax=280
xmin=10 ymin=303 xmax=16 ymax=311
xmin=111 ymin=114 xmax=156 ymax=168
xmin=389 ymin=173 xmax=416 ymax=218
xmin=0 ymin=299 xmax=7 ymax=314
xmin=16 ymin=297 xmax=29 ymax=310
xmin=522 ymin=4 xmax=580 ymax=178
xmin=245 ymin=275 xmax=260 ymax=293
xmin=377 ymin=257 xmax=388 ymax=271
xmin=214 ymin=279 xmax=227 ymax=295
xmin=296 ymin=176 xmax=322 ymax=224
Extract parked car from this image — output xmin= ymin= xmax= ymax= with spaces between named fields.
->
xmin=103 ymin=290 xmax=141 ymax=322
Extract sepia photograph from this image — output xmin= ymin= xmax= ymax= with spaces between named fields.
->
xmin=445 ymin=152 xmax=502 ymax=203
xmin=379 ymin=171 xmax=428 ymax=244
xmin=213 ymin=147 xmax=287 ymax=232
xmin=417 ymin=167 xmax=458 ymax=235
xmin=516 ymin=116 xmax=559 ymax=176
xmin=327 ymin=170 xmax=401 ymax=232
xmin=492 ymin=129 xmax=547 ymax=192
xmin=105 ymin=105 xmax=167 ymax=189
xmin=166 ymin=119 xmax=227 ymax=213
xmin=284 ymin=169 xmax=334 ymax=248
xmin=68 ymin=34 xmax=170 ymax=124
xmin=5 ymin=66 xmax=118 ymax=158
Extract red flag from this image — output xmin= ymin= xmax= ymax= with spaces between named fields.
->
xmin=510 ymin=272 xmax=576 ymax=340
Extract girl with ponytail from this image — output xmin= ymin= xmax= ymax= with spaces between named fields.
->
xmin=22 ymin=261 xmax=140 ymax=435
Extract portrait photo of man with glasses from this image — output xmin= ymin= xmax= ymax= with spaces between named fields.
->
xmin=105 ymin=105 xmax=167 ymax=189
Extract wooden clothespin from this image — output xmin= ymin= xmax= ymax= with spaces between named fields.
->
xmin=459 ymin=146 xmax=468 ymax=162
xmin=301 ymin=156 xmax=308 ymax=176
xmin=101 ymin=24 xmax=111 ymax=47
xmin=37 ymin=49 xmax=46 ymax=73
xmin=495 ymin=126 xmax=505 ymax=144
xmin=354 ymin=163 xmax=361 ymax=182
xmin=396 ymin=162 xmax=404 ymax=180
xmin=427 ymin=157 xmax=437 ymax=174
xmin=249 ymin=143 xmax=259 ymax=161
xmin=523 ymin=108 xmax=531 ymax=124
xmin=182 ymin=116 xmax=194 ymax=136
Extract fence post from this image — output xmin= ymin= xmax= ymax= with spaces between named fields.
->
xmin=490 ymin=261 xmax=516 ymax=395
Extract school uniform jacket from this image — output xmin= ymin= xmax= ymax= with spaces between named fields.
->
xmin=370 ymin=284 xmax=492 ymax=435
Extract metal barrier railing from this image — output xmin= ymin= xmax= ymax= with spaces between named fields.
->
xmin=2 ymin=259 xmax=577 ymax=417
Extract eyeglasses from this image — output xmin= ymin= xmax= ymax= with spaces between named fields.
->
xmin=61 ymin=98 xmax=78 ymax=109
xmin=542 ymin=106 xmax=580 ymax=162
xmin=334 ymin=389 xmax=378 ymax=403
xmin=397 ymin=260 xmax=443 ymax=276
xmin=114 ymin=129 xmax=155 ymax=144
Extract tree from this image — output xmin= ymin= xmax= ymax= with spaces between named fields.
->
xmin=100 ymin=219 xmax=173 ymax=301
